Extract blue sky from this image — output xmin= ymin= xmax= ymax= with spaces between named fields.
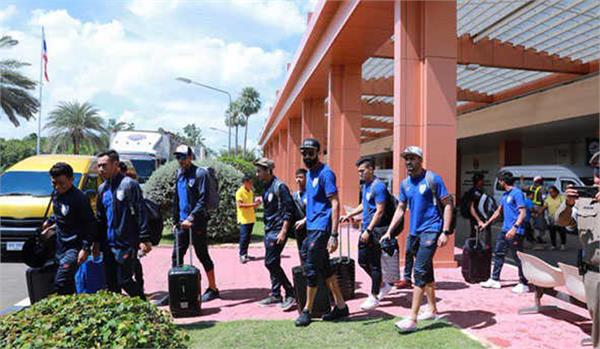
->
xmin=0 ymin=0 xmax=317 ymax=152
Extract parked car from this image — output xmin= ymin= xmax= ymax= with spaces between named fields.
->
xmin=492 ymin=165 xmax=587 ymax=204
xmin=0 ymin=155 xmax=102 ymax=261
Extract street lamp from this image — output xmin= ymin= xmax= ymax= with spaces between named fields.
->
xmin=209 ymin=127 xmax=228 ymax=134
xmin=176 ymin=77 xmax=232 ymax=154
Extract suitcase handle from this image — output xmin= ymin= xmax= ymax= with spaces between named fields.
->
xmin=338 ymin=223 xmax=351 ymax=258
xmin=174 ymin=226 xmax=194 ymax=267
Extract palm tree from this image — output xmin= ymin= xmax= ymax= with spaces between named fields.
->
xmin=0 ymin=35 xmax=39 ymax=126
xmin=107 ymin=118 xmax=134 ymax=134
xmin=225 ymin=101 xmax=242 ymax=156
xmin=237 ymin=87 xmax=261 ymax=153
xmin=45 ymin=101 xmax=108 ymax=154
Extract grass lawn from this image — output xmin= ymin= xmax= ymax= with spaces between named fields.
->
xmin=182 ymin=318 xmax=484 ymax=349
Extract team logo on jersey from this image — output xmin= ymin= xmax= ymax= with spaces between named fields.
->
xmin=268 ymin=193 xmax=274 ymax=203
xmin=312 ymin=178 xmax=319 ymax=188
xmin=507 ymin=196 xmax=512 ymax=204
xmin=419 ymin=183 xmax=427 ymax=194
xmin=116 ymin=189 xmax=125 ymax=201
xmin=303 ymin=198 xmax=307 ymax=205
xmin=60 ymin=204 xmax=70 ymax=216
xmin=366 ymin=192 xmax=372 ymax=201
xmin=188 ymin=179 xmax=195 ymax=187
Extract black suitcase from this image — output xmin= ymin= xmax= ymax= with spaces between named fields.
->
xmin=26 ymin=261 xmax=57 ymax=304
xmin=292 ymin=265 xmax=331 ymax=317
xmin=461 ymin=230 xmax=492 ymax=283
xmin=330 ymin=224 xmax=356 ymax=300
xmin=169 ymin=228 xmax=201 ymax=318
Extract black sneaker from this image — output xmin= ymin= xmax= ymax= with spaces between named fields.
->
xmin=322 ymin=305 xmax=349 ymax=321
xmin=201 ymin=288 xmax=220 ymax=302
xmin=295 ymin=309 xmax=311 ymax=327
xmin=257 ymin=295 xmax=282 ymax=307
xmin=280 ymin=296 xmax=296 ymax=311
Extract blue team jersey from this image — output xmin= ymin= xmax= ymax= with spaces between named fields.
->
xmin=501 ymin=187 xmax=526 ymax=234
xmin=305 ymin=163 xmax=338 ymax=231
xmin=362 ymin=179 xmax=387 ymax=228
xmin=177 ymin=175 xmax=190 ymax=222
xmin=399 ymin=170 xmax=449 ymax=236
xmin=524 ymin=198 xmax=534 ymax=222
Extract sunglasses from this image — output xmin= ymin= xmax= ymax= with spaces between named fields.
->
xmin=175 ymin=154 xmax=187 ymax=160
xmin=301 ymin=149 xmax=317 ymax=157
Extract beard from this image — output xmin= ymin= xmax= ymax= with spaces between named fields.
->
xmin=303 ymin=157 xmax=317 ymax=168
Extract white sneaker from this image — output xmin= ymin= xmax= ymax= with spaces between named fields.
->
xmin=560 ymin=244 xmax=566 ymax=251
xmin=417 ymin=310 xmax=439 ymax=321
xmin=377 ymin=283 xmax=393 ymax=301
xmin=360 ymin=295 xmax=380 ymax=311
xmin=480 ymin=278 xmax=501 ymax=289
xmin=395 ymin=318 xmax=417 ymax=333
xmin=511 ymin=283 xmax=530 ymax=294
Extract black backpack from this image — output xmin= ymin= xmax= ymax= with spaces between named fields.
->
xmin=273 ymin=179 xmax=301 ymax=238
xmin=459 ymin=190 xmax=474 ymax=219
xmin=144 ymin=198 xmax=163 ymax=246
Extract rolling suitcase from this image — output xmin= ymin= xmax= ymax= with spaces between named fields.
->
xmin=26 ymin=260 xmax=57 ymax=304
xmin=330 ymin=224 xmax=356 ymax=300
xmin=169 ymin=228 xmax=201 ymax=318
xmin=292 ymin=265 xmax=331 ymax=317
xmin=461 ymin=229 xmax=492 ymax=283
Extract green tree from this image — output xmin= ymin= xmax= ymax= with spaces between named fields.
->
xmin=0 ymin=134 xmax=44 ymax=172
xmin=0 ymin=35 xmax=39 ymax=126
xmin=237 ymin=87 xmax=261 ymax=153
xmin=45 ymin=101 xmax=108 ymax=154
xmin=106 ymin=118 xmax=134 ymax=134
xmin=225 ymin=101 xmax=242 ymax=156
xmin=181 ymin=123 xmax=206 ymax=148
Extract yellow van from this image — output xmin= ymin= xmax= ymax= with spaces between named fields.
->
xmin=0 ymin=155 xmax=102 ymax=259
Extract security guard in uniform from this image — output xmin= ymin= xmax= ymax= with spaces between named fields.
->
xmin=42 ymin=162 xmax=96 ymax=295
xmin=556 ymin=151 xmax=600 ymax=348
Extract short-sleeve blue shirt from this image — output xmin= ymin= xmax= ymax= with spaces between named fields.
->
xmin=306 ymin=163 xmax=338 ymax=231
xmin=362 ymin=179 xmax=387 ymax=228
xmin=501 ymin=187 xmax=526 ymax=234
xmin=524 ymin=198 xmax=533 ymax=223
xmin=399 ymin=170 xmax=449 ymax=236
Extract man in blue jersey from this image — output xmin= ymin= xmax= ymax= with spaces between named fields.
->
xmin=480 ymin=171 xmax=530 ymax=294
xmin=380 ymin=146 xmax=454 ymax=332
xmin=341 ymin=156 xmax=393 ymax=311
xmin=295 ymin=138 xmax=349 ymax=327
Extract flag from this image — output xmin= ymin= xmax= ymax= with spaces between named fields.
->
xmin=42 ymin=27 xmax=49 ymax=82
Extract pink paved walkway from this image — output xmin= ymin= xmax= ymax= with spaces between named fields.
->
xmin=142 ymin=230 xmax=591 ymax=349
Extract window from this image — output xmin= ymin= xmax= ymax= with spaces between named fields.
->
xmin=82 ymin=175 xmax=98 ymax=192
xmin=0 ymin=171 xmax=82 ymax=196
xmin=560 ymin=179 xmax=577 ymax=192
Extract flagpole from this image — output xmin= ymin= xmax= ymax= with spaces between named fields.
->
xmin=36 ymin=26 xmax=43 ymax=155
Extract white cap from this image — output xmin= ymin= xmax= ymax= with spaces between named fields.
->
xmin=174 ymin=144 xmax=193 ymax=156
xmin=533 ymin=175 xmax=542 ymax=182
xmin=401 ymin=146 xmax=423 ymax=159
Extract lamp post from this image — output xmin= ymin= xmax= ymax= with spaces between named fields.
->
xmin=176 ymin=77 xmax=232 ymax=155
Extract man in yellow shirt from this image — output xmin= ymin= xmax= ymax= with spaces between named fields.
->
xmin=236 ymin=175 xmax=260 ymax=263
xmin=543 ymin=185 xmax=566 ymax=251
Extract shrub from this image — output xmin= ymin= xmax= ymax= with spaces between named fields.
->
xmin=144 ymin=159 xmax=243 ymax=243
xmin=0 ymin=291 xmax=188 ymax=348
xmin=219 ymin=155 xmax=264 ymax=195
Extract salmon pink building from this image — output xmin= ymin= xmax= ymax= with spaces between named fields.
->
xmin=259 ymin=0 xmax=600 ymax=267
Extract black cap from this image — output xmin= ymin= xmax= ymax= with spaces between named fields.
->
xmin=300 ymin=138 xmax=320 ymax=151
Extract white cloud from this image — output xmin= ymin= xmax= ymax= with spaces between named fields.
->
xmin=230 ymin=0 xmax=308 ymax=35
xmin=127 ymin=0 xmax=180 ymax=19
xmin=0 ymin=4 xmax=17 ymax=23
xmin=0 ymin=7 xmax=291 ymax=151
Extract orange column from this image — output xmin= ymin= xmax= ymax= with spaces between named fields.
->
xmin=288 ymin=117 xmax=302 ymax=186
xmin=393 ymin=0 xmax=457 ymax=268
xmin=272 ymin=134 xmax=279 ymax=166
xmin=278 ymin=129 xmax=288 ymax=184
xmin=327 ymin=64 xmax=362 ymax=209
xmin=301 ymin=98 xmax=326 ymax=145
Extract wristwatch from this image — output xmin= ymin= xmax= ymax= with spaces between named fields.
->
xmin=331 ymin=233 xmax=339 ymax=238
xmin=513 ymin=223 xmax=521 ymax=228
xmin=365 ymin=228 xmax=373 ymax=235
xmin=442 ymin=230 xmax=451 ymax=236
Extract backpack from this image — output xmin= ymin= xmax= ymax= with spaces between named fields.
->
xmin=401 ymin=170 xmax=456 ymax=233
xmin=476 ymin=193 xmax=497 ymax=220
xmin=459 ymin=189 xmax=474 ymax=219
xmin=144 ymin=198 xmax=163 ymax=246
xmin=199 ymin=167 xmax=219 ymax=211
xmin=367 ymin=178 xmax=397 ymax=227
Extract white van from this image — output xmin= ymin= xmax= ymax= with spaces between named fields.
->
xmin=492 ymin=165 xmax=591 ymax=203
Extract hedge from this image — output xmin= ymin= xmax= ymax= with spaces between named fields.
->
xmin=0 ymin=291 xmax=188 ymax=348
xmin=144 ymin=159 xmax=243 ymax=243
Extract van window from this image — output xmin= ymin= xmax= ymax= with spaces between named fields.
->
xmin=560 ymin=178 xmax=578 ymax=192
xmin=495 ymin=177 xmax=556 ymax=192
xmin=82 ymin=175 xmax=98 ymax=192
xmin=0 ymin=171 xmax=82 ymax=197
